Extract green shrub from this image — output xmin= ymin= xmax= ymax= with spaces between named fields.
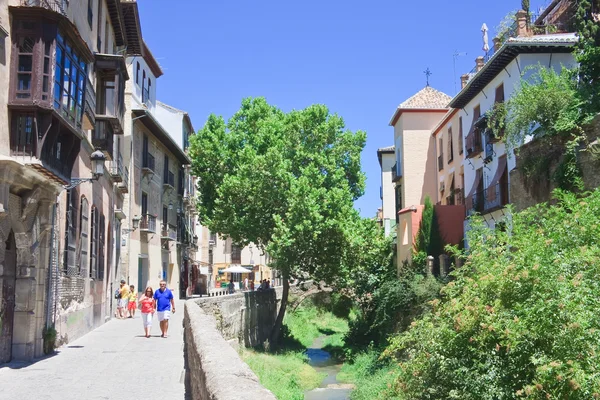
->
xmin=345 ymin=273 xmax=443 ymax=353
xmin=338 ymin=350 xmax=400 ymax=400
xmin=384 ymin=189 xmax=600 ymax=399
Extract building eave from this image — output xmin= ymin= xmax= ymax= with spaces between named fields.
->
xmin=431 ymin=109 xmax=459 ymax=137
xmin=389 ymin=108 xmax=449 ymax=127
xmin=132 ymin=108 xmax=190 ymax=165
xmin=106 ymin=0 xmax=126 ymax=47
xmin=142 ymin=41 xmax=163 ymax=78
xmin=121 ymin=0 xmax=144 ymax=55
xmin=449 ymin=38 xmax=577 ymax=109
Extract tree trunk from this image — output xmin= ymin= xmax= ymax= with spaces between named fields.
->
xmin=269 ymin=273 xmax=289 ymax=350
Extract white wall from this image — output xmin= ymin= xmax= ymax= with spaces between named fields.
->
xmin=155 ymin=103 xmax=184 ymax=150
xmin=126 ymin=56 xmax=157 ymax=114
xmin=380 ymin=152 xmax=396 ymax=236
xmin=461 ymin=51 xmax=576 ymax=227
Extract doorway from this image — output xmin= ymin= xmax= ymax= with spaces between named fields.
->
xmin=0 ymin=232 xmax=16 ymax=363
xmin=137 ymin=257 xmax=149 ymax=293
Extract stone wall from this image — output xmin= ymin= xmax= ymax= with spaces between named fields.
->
xmin=184 ymin=301 xmax=277 ymax=400
xmin=510 ymin=116 xmax=600 ymax=211
xmin=195 ymin=287 xmax=284 ymax=348
xmin=183 ymin=283 xmax=314 ymax=399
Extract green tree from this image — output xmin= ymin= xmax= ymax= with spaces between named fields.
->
xmin=188 ymin=97 xmax=366 ymax=346
xmin=575 ymin=0 xmax=600 ymax=114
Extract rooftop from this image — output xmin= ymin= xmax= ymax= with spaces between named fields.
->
xmin=399 ymin=86 xmax=452 ymax=109
xmin=389 ymin=86 xmax=451 ymax=126
xmin=449 ymin=33 xmax=577 ymax=109
xmin=377 ymin=145 xmax=395 ymax=153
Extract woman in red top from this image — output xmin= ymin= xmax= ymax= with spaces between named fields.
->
xmin=139 ymin=287 xmax=156 ymax=338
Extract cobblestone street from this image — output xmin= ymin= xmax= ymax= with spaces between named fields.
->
xmin=0 ymin=301 xmax=186 ymax=400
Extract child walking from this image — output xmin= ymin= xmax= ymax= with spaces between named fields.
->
xmin=128 ymin=285 xmax=137 ymax=318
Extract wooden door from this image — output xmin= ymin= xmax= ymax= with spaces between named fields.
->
xmin=0 ymin=233 xmax=16 ymax=364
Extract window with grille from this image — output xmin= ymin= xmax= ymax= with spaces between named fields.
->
xmin=96 ymin=0 xmax=102 ymax=52
xmin=87 ymin=0 xmax=93 ymax=28
xmin=98 ymin=214 xmax=105 ymax=281
xmin=448 ymin=127 xmax=454 ymax=163
xmin=89 ymin=206 xmax=98 ymax=279
xmin=11 ymin=113 xmax=34 ymax=156
xmin=136 ymin=62 xmax=140 ymax=85
xmin=79 ymin=197 xmax=89 ymax=276
xmin=64 ymin=188 xmax=79 ymax=276
xmin=16 ymin=35 xmax=34 ymax=99
xmin=458 ymin=117 xmax=464 ymax=155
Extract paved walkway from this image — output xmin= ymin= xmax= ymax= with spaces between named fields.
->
xmin=0 ymin=301 xmax=186 ymax=400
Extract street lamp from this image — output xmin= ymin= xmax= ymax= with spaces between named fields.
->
xmin=122 ymin=215 xmax=141 ymax=234
xmin=64 ymin=150 xmax=106 ymax=190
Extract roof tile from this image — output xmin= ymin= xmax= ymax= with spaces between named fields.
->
xmin=399 ymin=86 xmax=452 ymax=109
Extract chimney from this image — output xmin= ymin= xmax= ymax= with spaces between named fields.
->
xmin=460 ymin=74 xmax=469 ymax=89
xmin=516 ymin=10 xmax=531 ymax=37
xmin=475 ymin=56 xmax=485 ymax=72
xmin=493 ymin=37 xmax=501 ymax=51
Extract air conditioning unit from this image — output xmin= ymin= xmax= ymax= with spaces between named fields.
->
xmin=439 ymin=182 xmax=445 ymax=192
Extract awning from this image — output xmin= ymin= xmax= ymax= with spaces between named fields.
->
xmin=465 ymin=107 xmax=481 ymax=155
xmin=221 ymin=265 xmax=253 ymax=274
xmin=445 ymin=173 xmax=455 ymax=196
xmin=466 ymin=168 xmax=482 ymax=200
xmin=486 ymin=156 xmax=507 ymax=201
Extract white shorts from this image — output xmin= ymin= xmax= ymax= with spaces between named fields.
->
xmin=157 ymin=311 xmax=171 ymax=321
xmin=118 ymin=298 xmax=128 ymax=308
xmin=141 ymin=312 xmax=153 ymax=328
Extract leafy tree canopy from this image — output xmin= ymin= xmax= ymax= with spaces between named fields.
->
xmin=188 ymin=97 xmax=367 ymax=342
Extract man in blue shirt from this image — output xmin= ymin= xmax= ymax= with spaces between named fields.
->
xmin=153 ymin=280 xmax=175 ymax=338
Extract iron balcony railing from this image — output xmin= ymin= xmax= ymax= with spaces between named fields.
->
xmin=466 ymin=183 xmax=508 ymax=215
xmin=391 ymin=163 xmax=402 ymax=182
xmin=142 ymin=152 xmax=155 ymax=173
xmin=438 ymin=154 xmax=444 ymax=171
xmin=446 ymin=188 xmax=465 ymax=206
xmin=110 ymin=154 xmax=125 ymax=182
xmin=161 ymin=224 xmax=177 ymax=241
xmin=163 ymin=171 xmax=175 ymax=188
xmin=19 ymin=0 xmax=67 ymax=16
xmin=139 ymin=214 xmax=157 ymax=233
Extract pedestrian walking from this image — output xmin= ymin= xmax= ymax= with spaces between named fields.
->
xmin=128 ymin=285 xmax=137 ymax=318
xmin=228 ymin=278 xmax=235 ymax=294
xmin=139 ymin=286 xmax=155 ymax=338
xmin=250 ymin=279 xmax=254 ymax=291
xmin=153 ymin=280 xmax=175 ymax=338
xmin=118 ymin=280 xmax=130 ymax=319
xmin=244 ymin=277 xmax=249 ymax=291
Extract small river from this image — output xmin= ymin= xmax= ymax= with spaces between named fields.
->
xmin=304 ymin=335 xmax=354 ymax=400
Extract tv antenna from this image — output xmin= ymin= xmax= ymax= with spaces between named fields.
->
xmin=453 ymin=51 xmax=467 ymax=93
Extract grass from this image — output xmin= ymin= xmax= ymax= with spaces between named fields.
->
xmin=338 ymin=350 xmax=400 ymax=400
xmin=240 ymin=299 xmax=353 ymax=399
xmin=240 ymin=348 xmax=324 ymax=400
xmin=284 ymin=303 xmax=349 ymax=348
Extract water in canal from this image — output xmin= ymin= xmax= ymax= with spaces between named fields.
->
xmin=304 ymin=336 xmax=354 ymax=400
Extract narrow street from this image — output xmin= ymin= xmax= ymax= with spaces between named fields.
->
xmin=0 ymin=301 xmax=186 ymax=400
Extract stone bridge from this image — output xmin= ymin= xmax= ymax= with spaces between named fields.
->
xmin=184 ymin=282 xmax=313 ymax=400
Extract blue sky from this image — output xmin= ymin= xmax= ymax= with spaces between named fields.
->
xmin=138 ymin=0 xmax=550 ymax=217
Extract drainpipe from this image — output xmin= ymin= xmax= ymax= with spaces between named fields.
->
xmin=44 ymin=201 xmax=57 ymax=328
